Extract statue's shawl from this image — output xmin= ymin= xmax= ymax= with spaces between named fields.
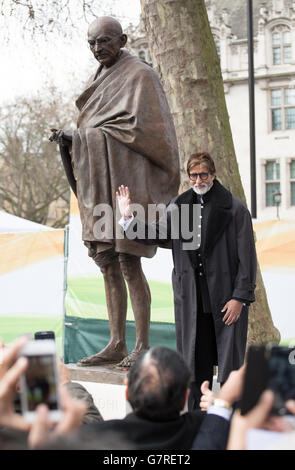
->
xmin=70 ymin=50 xmax=180 ymax=257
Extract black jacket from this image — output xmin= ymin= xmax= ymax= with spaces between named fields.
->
xmin=80 ymin=409 xmax=229 ymax=450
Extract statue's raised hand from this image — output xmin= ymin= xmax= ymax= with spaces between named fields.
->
xmin=116 ymin=185 xmax=133 ymax=220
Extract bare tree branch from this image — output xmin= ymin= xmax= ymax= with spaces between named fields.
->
xmin=0 ymin=0 xmax=122 ymax=39
xmin=0 ymin=90 xmax=75 ymax=226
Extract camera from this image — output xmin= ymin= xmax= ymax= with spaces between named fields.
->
xmin=240 ymin=344 xmax=295 ymax=416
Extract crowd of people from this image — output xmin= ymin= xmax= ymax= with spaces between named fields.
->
xmin=0 ymin=337 xmax=295 ymax=451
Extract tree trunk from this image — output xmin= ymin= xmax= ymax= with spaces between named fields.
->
xmin=140 ymin=0 xmax=280 ymax=345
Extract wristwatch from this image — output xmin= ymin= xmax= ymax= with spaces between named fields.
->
xmin=213 ymin=398 xmax=233 ymax=412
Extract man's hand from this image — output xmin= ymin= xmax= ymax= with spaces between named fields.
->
xmin=227 ymin=390 xmax=274 ymax=450
xmin=227 ymin=392 xmax=295 ymax=450
xmin=116 ymin=185 xmax=133 ymax=220
xmin=222 ymin=299 xmax=243 ymax=326
xmin=58 ymin=357 xmax=71 ymax=386
xmin=199 ymin=380 xmax=216 ymax=411
xmin=199 ymin=365 xmax=246 ymax=411
xmin=28 ymin=386 xmax=87 ymax=449
xmin=218 ymin=364 xmax=246 ymax=405
xmin=0 ymin=337 xmax=30 ymax=431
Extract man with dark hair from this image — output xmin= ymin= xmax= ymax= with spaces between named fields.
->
xmin=78 ymin=346 xmax=233 ymax=450
xmin=127 ymin=347 xmax=190 ymax=422
xmin=117 ymin=151 xmax=257 ymax=410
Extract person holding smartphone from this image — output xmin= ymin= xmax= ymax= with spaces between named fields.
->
xmin=0 ymin=337 xmax=93 ymax=449
xmin=227 ymin=391 xmax=295 ymax=450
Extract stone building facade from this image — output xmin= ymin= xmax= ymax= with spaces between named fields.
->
xmin=127 ymin=0 xmax=295 ymax=220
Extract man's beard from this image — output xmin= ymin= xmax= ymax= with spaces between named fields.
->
xmin=193 ymin=181 xmax=213 ymax=195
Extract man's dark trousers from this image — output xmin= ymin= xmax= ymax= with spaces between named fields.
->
xmin=188 ymin=276 xmax=218 ymax=410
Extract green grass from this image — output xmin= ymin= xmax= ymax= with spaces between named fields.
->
xmin=0 ymin=316 xmax=63 ymax=354
xmin=67 ymin=276 xmax=174 ymax=308
xmin=66 ymin=276 xmax=175 ymax=323
xmin=0 ymin=277 xmax=175 ymax=347
xmin=279 ymin=338 xmax=295 ymax=347
xmin=2 ymin=275 xmax=292 ymax=351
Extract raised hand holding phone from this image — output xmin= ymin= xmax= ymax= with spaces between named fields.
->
xmin=28 ymin=386 xmax=87 ymax=449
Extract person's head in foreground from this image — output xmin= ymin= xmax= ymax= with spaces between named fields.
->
xmin=126 ymin=346 xmax=191 ymax=422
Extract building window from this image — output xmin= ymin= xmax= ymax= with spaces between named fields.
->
xmin=139 ymin=50 xmax=146 ymax=61
xmin=213 ymin=35 xmax=220 ymax=59
xmin=272 ymin=27 xmax=292 ymax=65
xmin=146 ymin=50 xmax=152 ymax=66
xmin=290 ymin=161 xmax=295 ymax=206
xmin=138 ymin=49 xmax=152 ymax=66
xmin=265 ymin=161 xmax=280 ymax=206
xmin=270 ymin=88 xmax=295 ymax=131
xmin=215 ymin=41 xmax=220 ymax=59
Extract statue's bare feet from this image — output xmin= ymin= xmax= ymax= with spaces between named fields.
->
xmin=116 ymin=349 xmax=147 ymax=369
xmin=77 ymin=342 xmax=128 ymax=367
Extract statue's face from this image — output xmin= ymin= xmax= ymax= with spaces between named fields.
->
xmin=88 ymin=23 xmax=126 ymax=68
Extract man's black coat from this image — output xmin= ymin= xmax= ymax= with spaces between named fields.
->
xmin=125 ymin=180 xmax=257 ymax=383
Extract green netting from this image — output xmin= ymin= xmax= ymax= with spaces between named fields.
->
xmin=64 ymin=316 xmax=176 ymax=364
xmin=64 ymin=275 xmax=176 ymax=363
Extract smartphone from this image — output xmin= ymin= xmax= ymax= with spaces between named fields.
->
xmin=34 ymin=330 xmax=55 ymax=341
xmin=240 ymin=345 xmax=268 ymax=415
xmin=19 ymin=340 xmax=62 ymax=423
xmin=267 ymin=345 xmax=295 ymax=416
xmin=240 ymin=344 xmax=295 ymax=416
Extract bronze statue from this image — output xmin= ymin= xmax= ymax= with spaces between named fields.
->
xmin=49 ymin=16 xmax=180 ymax=368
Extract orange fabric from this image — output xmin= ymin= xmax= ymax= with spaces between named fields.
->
xmin=254 ymin=219 xmax=295 ymax=270
xmin=0 ymin=230 xmax=64 ymax=276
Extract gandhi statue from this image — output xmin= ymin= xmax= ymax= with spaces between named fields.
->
xmin=49 ymin=17 xmax=179 ymax=368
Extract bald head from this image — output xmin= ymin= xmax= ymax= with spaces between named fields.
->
xmin=88 ymin=16 xmax=127 ymax=68
xmin=88 ymin=16 xmax=123 ymax=37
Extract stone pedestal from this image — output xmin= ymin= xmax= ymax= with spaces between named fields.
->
xmin=66 ymin=363 xmax=129 ymax=420
xmin=67 ymin=363 xmax=127 ymax=385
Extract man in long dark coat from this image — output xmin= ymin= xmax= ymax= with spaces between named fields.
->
xmin=49 ymin=16 xmax=180 ymax=368
xmin=117 ymin=152 xmax=257 ymax=409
